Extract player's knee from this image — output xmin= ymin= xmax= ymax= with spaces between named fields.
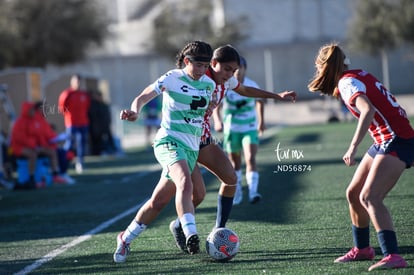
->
xmin=359 ymin=194 xmax=368 ymax=209
xmin=359 ymin=192 xmax=381 ymax=210
xmin=224 ymin=170 xmax=237 ymax=187
xmin=345 ymin=185 xmax=360 ymax=204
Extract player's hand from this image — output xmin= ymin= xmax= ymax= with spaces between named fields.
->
xmin=280 ymin=91 xmax=297 ymax=102
xmin=343 ymin=146 xmax=357 ymax=166
xmin=257 ymin=123 xmax=265 ymax=137
xmin=120 ymin=109 xmax=138 ymax=121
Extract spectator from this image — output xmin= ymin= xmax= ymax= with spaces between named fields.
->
xmin=58 ymin=74 xmax=91 ymax=174
xmin=48 ymin=124 xmax=76 ymax=184
xmin=34 ymin=105 xmax=76 ymax=185
xmin=88 ymin=90 xmax=116 ymax=155
xmin=10 ymin=102 xmax=68 ymax=189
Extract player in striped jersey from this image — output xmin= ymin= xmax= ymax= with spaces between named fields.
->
xmin=113 ymin=41 xmax=215 ymax=262
xmin=308 ymin=43 xmax=412 ymax=271
xmin=118 ymin=44 xmax=296 ymax=255
xmin=169 ymin=45 xmax=296 ymax=252
xmin=214 ymin=56 xmax=265 ymax=204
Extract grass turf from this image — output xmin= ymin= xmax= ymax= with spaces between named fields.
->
xmin=0 ymin=121 xmax=413 ymax=274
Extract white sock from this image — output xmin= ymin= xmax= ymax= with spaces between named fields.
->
xmin=122 ymin=220 xmax=147 ymax=244
xmin=180 ymin=213 xmax=197 ymax=238
xmin=246 ymin=171 xmax=259 ymax=194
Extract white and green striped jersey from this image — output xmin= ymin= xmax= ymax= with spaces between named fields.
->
xmin=152 ymin=69 xmax=215 ymax=151
xmin=223 ymin=77 xmax=260 ymax=133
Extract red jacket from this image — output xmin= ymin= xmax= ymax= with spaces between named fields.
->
xmin=34 ymin=110 xmax=57 ymax=149
xmin=58 ymin=88 xmax=91 ymax=127
xmin=10 ymin=102 xmax=58 ymax=156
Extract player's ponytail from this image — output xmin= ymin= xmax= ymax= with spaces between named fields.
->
xmin=308 ymin=43 xmax=346 ymax=97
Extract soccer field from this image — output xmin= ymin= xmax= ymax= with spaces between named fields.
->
xmin=1 ymin=122 xmax=413 ymax=274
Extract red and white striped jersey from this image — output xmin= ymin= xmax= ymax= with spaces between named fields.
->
xmin=201 ymin=68 xmax=240 ymax=139
xmin=338 ymin=69 xmax=414 ymax=144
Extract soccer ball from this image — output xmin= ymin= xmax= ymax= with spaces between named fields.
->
xmin=206 ymin=228 xmax=240 ymax=262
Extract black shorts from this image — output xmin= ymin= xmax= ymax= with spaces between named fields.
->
xmin=367 ymin=136 xmax=414 ymax=168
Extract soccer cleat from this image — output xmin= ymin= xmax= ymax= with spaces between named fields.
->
xmin=249 ymin=192 xmax=262 ymax=204
xmin=233 ymin=184 xmax=243 ymax=205
xmin=334 ymin=246 xmax=375 ymax=263
xmin=113 ymin=231 xmax=130 ymax=263
xmin=53 ymin=175 xmax=69 ymax=184
xmin=61 ymin=173 xmax=76 ymax=185
xmin=186 ymin=234 xmax=200 ymax=255
xmin=368 ymin=254 xmax=407 ymax=271
xmin=169 ymin=220 xmax=187 ymax=253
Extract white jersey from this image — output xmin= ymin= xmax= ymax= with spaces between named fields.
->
xmin=152 ymin=69 xmax=215 ymax=151
xmin=222 ymin=77 xmax=260 ymax=133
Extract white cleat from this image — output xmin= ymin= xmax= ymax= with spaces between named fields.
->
xmin=113 ymin=232 xmax=130 ymax=263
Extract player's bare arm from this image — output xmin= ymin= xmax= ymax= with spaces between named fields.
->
xmin=235 ymin=84 xmax=297 ymax=102
xmin=343 ymin=94 xmax=375 ymax=166
xmin=120 ymin=87 xmax=158 ymax=122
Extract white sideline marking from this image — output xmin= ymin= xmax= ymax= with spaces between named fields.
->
xmin=14 ymin=197 xmax=149 ymax=275
xmin=14 ymin=165 xmax=161 ymax=275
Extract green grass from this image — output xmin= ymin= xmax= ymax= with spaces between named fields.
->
xmin=1 ymin=121 xmax=413 ymax=274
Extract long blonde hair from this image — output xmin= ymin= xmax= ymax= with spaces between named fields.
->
xmin=308 ymin=43 xmax=347 ymax=97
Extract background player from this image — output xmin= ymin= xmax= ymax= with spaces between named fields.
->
xmin=213 ymin=56 xmax=265 ymax=204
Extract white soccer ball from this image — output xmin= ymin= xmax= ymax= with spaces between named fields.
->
xmin=206 ymin=227 xmax=240 ymax=262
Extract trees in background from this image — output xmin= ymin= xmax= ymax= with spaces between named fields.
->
xmin=0 ymin=0 xmax=108 ymax=69
xmin=347 ymin=0 xmax=414 ymax=88
xmin=151 ymin=0 xmax=248 ymax=59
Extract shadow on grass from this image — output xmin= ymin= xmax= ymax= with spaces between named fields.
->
xmin=225 ymin=156 xmax=348 ymax=225
xmin=291 ymin=132 xmax=321 ymax=143
xmin=239 ymin=247 xmax=349 ymax=262
xmin=239 ymin=245 xmax=414 ymax=261
xmin=2 ymin=250 xmax=239 ymax=275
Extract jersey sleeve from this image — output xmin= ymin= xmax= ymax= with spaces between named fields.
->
xmin=227 ymin=76 xmax=240 ymax=91
xmin=151 ymin=70 xmax=174 ymax=95
xmin=58 ymin=90 xmax=69 ymax=112
xmin=338 ymin=77 xmax=366 ymax=106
